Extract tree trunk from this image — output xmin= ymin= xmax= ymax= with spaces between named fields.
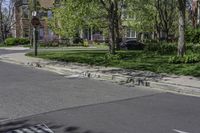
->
xmin=177 ymin=0 xmax=186 ymax=57
xmin=108 ymin=2 xmax=116 ymax=55
xmin=114 ymin=0 xmax=121 ymax=50
xmin=0 ymin=1 xmax=4 ymax=43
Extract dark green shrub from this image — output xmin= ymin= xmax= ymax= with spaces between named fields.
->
xmin=144 ymin=42 xmax=177 ymax=54
xmin=169 ymin=54 xmax=200 ymax=64
xmin=5 ymin=38 xmax=16 ymax=46
xmin=191 ymin=44 xmax=200 ymax=53
xmin=72 ymin=37 xmax=83 ymax=44
xmin=144 ymin=39 xmax=158 ymax=43
xmin=185 ymin=43 xmax=200 ymax=53
xmin=5 ymin=38 xmax=30 ymax=46
xmin=39 ymin=41 xmax=59 ymax=47
xmin=17 ymin=38 xmax=30 ymax=45
xmin=104 ymin=53 xmax=121 ymax=61
xmin=185 ymin=28 xmax=200 ymax=44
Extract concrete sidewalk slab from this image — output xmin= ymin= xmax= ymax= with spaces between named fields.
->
xmin=0 ymin=46 xmax=30 ymax=51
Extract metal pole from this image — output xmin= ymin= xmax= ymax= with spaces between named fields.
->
xmin=33 ymin=0 xmax=38 ymax=56
xmin=33 ymin=27 xmax=38 ymax=56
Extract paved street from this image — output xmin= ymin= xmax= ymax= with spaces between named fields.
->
xmin=1 ymin=93 xmax=200 ymax=133
xmin=0 ymin=49 xmax=200 ymax=133
xmin=0 ymin=50 xmax=160 ymax=120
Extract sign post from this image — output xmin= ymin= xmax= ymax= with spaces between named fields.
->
xmin=31 ymin=0 xmax=40 ymax=56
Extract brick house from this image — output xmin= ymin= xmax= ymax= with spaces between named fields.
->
xmin=11 ymin=0 xmax=57 ymax=43
xmin=11 ymin=0 xmax=136 ymax=44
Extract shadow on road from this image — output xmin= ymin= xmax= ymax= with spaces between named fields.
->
xmin=0 ymin=119 xmax=105 ymax=133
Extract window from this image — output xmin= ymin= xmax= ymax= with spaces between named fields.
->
xmin=23 ymin=28 xmax=29 ymax=38
xmin=39 ymin=28 xmax=44 ymax=40
xmin=126 ymin=28 xmax=136 ymax=38
xmin=22 ymin=0 xmax=28 ymax=4
xmin=48 ymin=29 xmax=54 ymax=40
xmin=39 ymin=11 xmax=47 ymax=19
xmin=47 ymin=11 xmax=52 ymax=19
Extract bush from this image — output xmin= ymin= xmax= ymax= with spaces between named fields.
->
xmin=16 ymin=38 xmax=30 ymax=45
xmin=185 ymin=28 xmax=200 ymax=44
xmin=169 ymin=54 xmax=200 ymax=64
xmin=104 ymin=53 xmax=121 ymax=61
xmin=72 ymin=37 xmax=83 ymax=44
xmin=5 ymin=38 xmax=30 ymax=46
xmin=192 ymin=44 xmax=200 ymax=53
xmin=39 ymin=41 xmax=59 ymax=47
xmin=83 ymin=40 xmax=89 ymax=47
xmin=144 ymin=42 xmax=177 ymax=54
xmin=5 ymin=38 xmax=16 ymax=46
xmin=185 ymin=43 xmax=200 ymax=53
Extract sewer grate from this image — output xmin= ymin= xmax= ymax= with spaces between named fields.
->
xmin=6 ymin=124 xmax=54 ymax=133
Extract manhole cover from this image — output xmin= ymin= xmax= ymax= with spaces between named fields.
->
xmin=6 ymin=124 xmax=54 ymax=133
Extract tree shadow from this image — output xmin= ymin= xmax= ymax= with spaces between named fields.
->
xmin=0 ymin=120 xmax=30 ymax=132
xmin=0 ymin=119 xmax=106 ymax=133
xmin=64 ymin=126 xmax=106 ymax=133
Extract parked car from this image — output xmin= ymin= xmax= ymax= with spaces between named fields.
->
xmin=120 ymin=39 xmax=144 ymax=50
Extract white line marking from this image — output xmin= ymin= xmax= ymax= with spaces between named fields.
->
xmin=173 ymin=129 xmax=190 ymax=133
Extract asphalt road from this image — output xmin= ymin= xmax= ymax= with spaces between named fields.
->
xmin=1 ymin=93 xmax=200 ymax=133
xmin=0 ymin=49 xmax=160 ymax=120
xmin=0 ymin=49 xmax=200 ymax=133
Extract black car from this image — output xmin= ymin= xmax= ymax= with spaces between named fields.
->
xmin=120 ymin=39 xmax=144 ymax=50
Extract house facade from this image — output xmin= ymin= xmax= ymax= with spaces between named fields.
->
xmin=11 ymin=0 xmax=58 ymax=43
xmin=80 ymin=6 xmax=137 ymax=42
xmin=11 ymin=0 xmax=137 ymax=44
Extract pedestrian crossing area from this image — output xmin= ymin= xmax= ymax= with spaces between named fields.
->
xmin=6 ymin=124 xmax=54 ymax=133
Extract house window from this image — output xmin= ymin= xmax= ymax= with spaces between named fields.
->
xmin=39 ymin=11 xmax=47 ymax=19
xmin=47 ymin=11 xmax=52 ymax=19
xmin=48 ymin=29 xmax=54 ymax=40
xmin=39 ymin=28 xmax=44 ymax=40
xmin=22 ymin=0 xmax=28 ymax=4
xmin=23 ymin=28 xmax=29 ymax=38
xmin=126 ymin=28 xmax=136 ymax=38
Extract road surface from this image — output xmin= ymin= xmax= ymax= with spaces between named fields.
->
xmin=0 ymin=49 xmax=199 ymax=133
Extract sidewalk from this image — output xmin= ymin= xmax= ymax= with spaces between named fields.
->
xmin=0 ymin=46 xmax=30 ymax=51
xmin=0 ymin=52 xmax=200 ymax=97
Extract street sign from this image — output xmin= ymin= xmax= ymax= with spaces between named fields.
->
xmin=31 ymin=16 xmax=40 ymax=28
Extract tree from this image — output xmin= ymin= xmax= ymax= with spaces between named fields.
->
xmin=155 ymin=0 xmax=177 ymax=40
xmin=127 ymin=0 xmax=178 ymax=41
xmin=0 ymin=0 xmax=15 ymax=43
xmin=49 ymin=0 xmax=127 ymax=54
xmin=177 ymin=0 xmax=186 ymax=56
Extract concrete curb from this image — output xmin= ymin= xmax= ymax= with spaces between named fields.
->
xmin=0 ymin=54 xmax=200 ymax=97
xmin=150 ymin=81 xmax=200 ymax=97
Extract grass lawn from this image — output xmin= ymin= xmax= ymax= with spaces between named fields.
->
xmin=26 ymin=49 xmax=200 ymax=77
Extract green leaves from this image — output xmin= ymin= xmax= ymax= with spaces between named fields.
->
xmin=49 ymin=0 xmax=105 ymax=38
